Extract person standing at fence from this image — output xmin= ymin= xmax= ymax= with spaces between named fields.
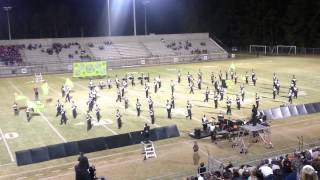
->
xmin=193 ymin=141 xmax=200 ymax=166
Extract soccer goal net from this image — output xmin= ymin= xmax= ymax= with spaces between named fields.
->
xmin=274 ymin=45 xmax=297 ymax=55
xmin=249 ymin=45 xmax=267 ymax=55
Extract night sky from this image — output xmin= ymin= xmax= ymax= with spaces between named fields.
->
xmin=0 ymin=0 xmax=319 ymax=47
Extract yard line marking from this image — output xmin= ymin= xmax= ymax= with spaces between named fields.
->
xmin=35 ymin=173 xmax=44 ymax=176
xmin=7 ymin=80 xmax=67 ymax=143
xmin=51 ymin=170 xmax=61 ymax=173
xmin=0 ymin=128 xmax=15 ymax=162
xmin=49 ymin=83 xmax=118 ymax=135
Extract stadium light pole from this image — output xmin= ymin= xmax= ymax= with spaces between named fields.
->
xmin=133 ymin=0 xmax=136 ymax=36
xmin=3 ymin=6 xmax=12 ymax=40
xmin=107 ymin=0 xmax=111 ymax=36
xmin=142 ymin=0 xmax=150 ymax=35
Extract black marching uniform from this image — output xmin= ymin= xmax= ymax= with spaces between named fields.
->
xmin=273 ymin=86 xmax=277 ymax=99
xmin=226 ymin=99 xmax=232 ymax=115
xmin=150 ymin=109 xmax=155 ymax=124
xmin=145 ymin=84 xmax=149 ymax=98
xmin=116 ymin=110 xmax=122 ymax=129
xmin=96 ymin=105 xmax=101 ymax=122
xmin=72 ymin=102 xmax=77 ymax=119
xmin=214 ymin=94 xmax=219 ymax=109
xmin=236 ymin=96 xmax=241 ymax=110
xmin=136 ymin=99 xmax=141 ymax=117
xmin=177 ymin=71 xmax=181 ymax=83
xmin=86 ymin=114 xmax=92 ymax=131
xmin=60 ymin=108 xmax=67 ymax=125
xmin=26 ymin=108 xmax=31 ymax=122
xmin=116 ymin=89 xmax=121 ymax=102
xmin=166 ymin=100 xmax=172 ymax=119
xmin=124 ymin=97 xmax=129 ymax=109
xmin=171 ymin=96 xmax=175 ymax=109
xmin=56 ymin=100 xmax=62 ymax=117
xmin=13 ymin=103 xmax=19 ymax=115
xmin=186 ymin=102 xmax=192 ymax=120
xmin=204 ymin=87 xmax=209 ymax=102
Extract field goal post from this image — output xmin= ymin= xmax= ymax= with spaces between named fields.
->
xmin=249 ymin=45 xmax=267 ymax=55
xmin=275 ymin=45 xmax=297 ymax=55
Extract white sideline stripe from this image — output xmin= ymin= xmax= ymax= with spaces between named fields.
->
xmin=16 ymin=176 xmax=27 ymax=180
xmin=49 ymin=83 xmax=118 ymax=135
xmin=0 ymin=128 xmax=15 ymax=162
xmin=7 ymin=80 xmax=67 ymax=143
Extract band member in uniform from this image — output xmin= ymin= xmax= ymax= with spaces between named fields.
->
xmin=26 ymin=107 xmax=31 ymax=122
xmin=107 ymin=79 xmax=112 ymax=89
xmin=220 ymin=87 xmax=224 ymax=101
xmin=145 ymin=83 xmax=149 ymax=98
xmin=116 ymin=88 xmax=121 ymax=102
xmin=226 ymin=98 xmax=232 ymax=115
xmin=211 ymin=72 xmax=214 ymax=85
xmin=12 ymin=102 xmax=19 ymax=115
xmin=154 ymin=79 xmax=158 ymax=93
xmin=288 ymin=90 xmax=293 ymax=104
xmin=71 ymin=101 xmax=77 ymax=119
xmin=252 ymin=74 xmax=257 ymax=86
xmin=189 ymin=81 xmax=194 ymax=94
xmin=240 ymin=85 xmax=245 ymax=102
xmin=116 ymin=109 xmax=122 ymax=129
xmin=129 ymin=74 xmax=135 ymax=86
xmin=65 ymin=86 xmax=71 ymax=102
xmin=87 ymin=98 xmax=94 ymax=112
xmin=139 ymin=73 xmax=144 ymax=85
xmin=61 ymin=85 xmax=65 ymax=97
xmin=292 ymin=75 xmax=297 ymax=86
xmin=198 ymin=69 xmax=202 ymax=81
xmin=86 ymin=113 xmax=92 ymax=131
xmin=204 ymin=87 xmax=209 ymax=102
xmin=34 ymin=87 xmax=39 ymax=101
xmin=148 ymin=96 xmax=153 ymax=110
xmin=166 ymin=100 xmax=172 ymax=119
xmin=186 ymin=100 xmax=192 ymax=120
xmin=225 ymin=70 xmax=228 ymax=80
xmin=219 ymin=70 xmax=222 ymax=81
xmin=197 ymin=78 xmax=202 ymax=90
xmin=170 ymin=80 xmax=175 ymax=95
xmin=120 ymin=85 xmax=125 ymax=98
xmin=177 ymin=70 xmax=181 ymax=83
xmin=89 ymin=79 xmax=94 ymax=90
xmin=99 ymin=80 xmax=106 ymax=89
xmin=273 ymin=86 xmax=277 ymax=99
xmin=124 ymin=97 xmax=129 ymax=109
xmin=95 ymin=104 xmax=101 ymax=122
xmin=230 ymin=71 xmax=234 ymax=80
xmin=115 ymin=76 xmax=120 ymax=89
xmin=187 ymin=72 xmax=191 ymax=84
xmin=136 ymin=98 xmax=141 ymax=117
xmin=245 ymin=72 xmax=249 ymax=84
xmin=236 ymin=95 xmax=241 ymax=110
xmin=60 ymin=106 xmax=67 ymax=125
xmin=157 ymin=76 xmax=161 ymax=89
xmin=293 ymin=86 xmax=298 ymax=99
xmin=234 ymin=73 xmax=238 ymax=84
xmin=171 ymin=95 xmax=175 ymax=109
xmin=150 ymin=109 xmax=155 ymax=124
xmin=255 ymin=93 xmax=260 ymax=108
xmin=56 ymin=100 xmax=62 ymax=117
xmin=276 ymin=80 xmax=280 ymax=95
xmin=214 ymin=93 xmax=219 ymax=109
xmin=209 ymin=122 xmax=217 ymax=144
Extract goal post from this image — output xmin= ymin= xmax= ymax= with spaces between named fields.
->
xmin=276 ymin=45 xmax=297 ymax=55
xmin=249 ymin=45 xmax=267 ymax=55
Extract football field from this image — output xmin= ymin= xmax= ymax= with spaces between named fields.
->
xmin=0 ymin=56 xmax=320 ymax=179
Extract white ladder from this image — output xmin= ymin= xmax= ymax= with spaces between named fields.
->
xmin=142 ymin=141 xmax=157 ymax=159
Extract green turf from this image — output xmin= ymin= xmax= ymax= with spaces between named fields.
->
xmin=0 ymin=56 xmax=320 ymax=178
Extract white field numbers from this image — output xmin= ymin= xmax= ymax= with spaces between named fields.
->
xmin=0 ymin=132 xmax=19 ymax=141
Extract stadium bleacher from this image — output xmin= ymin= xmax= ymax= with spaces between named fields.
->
xmin=0 ymin=33 xmax=227 ymax=65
